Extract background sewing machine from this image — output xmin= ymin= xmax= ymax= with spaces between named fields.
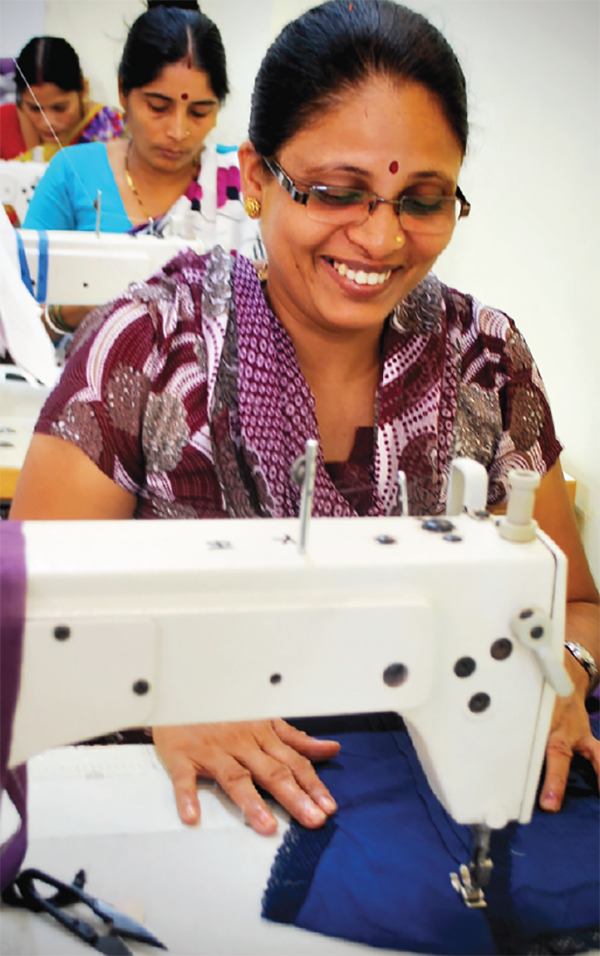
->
xmin=0 ymin=159 xmax=47 ymax=227
xmin=15 ymin=228 xmax=204 ymax=306
xmin=8 ymin=461 xmax=572 ymax=913
xmin=0 ymin=225 xmax=206 ymax=515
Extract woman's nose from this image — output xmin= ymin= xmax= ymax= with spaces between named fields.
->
xmin=347 ymin=201 xmax=404 ymax=256
xmin=167 ymin=108 xmax=188 ymax=142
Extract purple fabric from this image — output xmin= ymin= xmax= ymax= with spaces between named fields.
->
xmin=0 ymin=523 xmax=28 ymax=890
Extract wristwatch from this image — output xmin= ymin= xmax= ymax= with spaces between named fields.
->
xmin=564 ymin=641 xmax=599 ymax=694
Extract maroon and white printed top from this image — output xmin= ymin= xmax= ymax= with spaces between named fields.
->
xmin=35 ymin=246 xmax=562 ymax=520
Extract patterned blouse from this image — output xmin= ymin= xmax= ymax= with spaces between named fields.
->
xmin=35 ymin=246 xmax=562 ymax=519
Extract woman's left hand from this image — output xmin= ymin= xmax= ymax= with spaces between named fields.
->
xmin=531 ymin=464 xmax=600 ymax=811
xmin=539 ymin=650 xmax=599 ymax=811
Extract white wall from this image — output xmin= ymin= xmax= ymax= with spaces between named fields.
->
xmin=3 ymin=0 xmax=599 ymax=583
xmin=419 ymin=0 xmax=600 ymax=586
xmin=0 ymin=0 xmax=45 ymax=57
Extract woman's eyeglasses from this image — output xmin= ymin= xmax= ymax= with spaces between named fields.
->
xmin=263 ymin=157 xmax=471 ymax=236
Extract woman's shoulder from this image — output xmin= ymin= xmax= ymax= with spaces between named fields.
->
xmin=393 ymin=274 xmax=528 ymax=375
xmin=62 ymin=141 xmax=109 ymax=160
xmin=79 ymin=105 xmax=126 ymax=143
xmin=94 ymin=104 xmax=123 ymax=122
xmin=215 ymin=144 xmax=240 ymax=158
xmin=67 ymin=248 xmax=260 ymax=366
xmin=438 ymin=281 xmax=541 ymax=386
xmin=0 ymin=103 xmax=24 ymax=160
xmin=45 ymin=141 xmax=109 ymax=174
xmin=440 ymin=280 xmax=515 ymax=341
xmin=0 ymin=102 xmax=17 ymax=119
xmin=157 ymin=245 xmax=257 ymax=280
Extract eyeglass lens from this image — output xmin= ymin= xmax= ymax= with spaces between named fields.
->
xmin=305 ymin=192 xmax=463 ymax=235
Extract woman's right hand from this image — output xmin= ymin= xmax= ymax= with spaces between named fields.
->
xmin=152 ymin=718 xmax=340 ymax=833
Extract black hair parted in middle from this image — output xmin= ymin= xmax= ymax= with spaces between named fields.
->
xmin=249 ymin=0 xmax=468 ymax=158
xmin=15 ymin=37 xmax=84 ymax=97
xmin=119 ymin=4 xmax=228 ymax=101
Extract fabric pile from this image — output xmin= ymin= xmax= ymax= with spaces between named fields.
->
xmin=263 ymin=715 xmax=600 ymax=955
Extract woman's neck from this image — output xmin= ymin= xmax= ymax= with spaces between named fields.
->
xmin=279 ymin=313 xmax=383 ymax=464
xmin=108 ymin=138 xmax=200 ymax=224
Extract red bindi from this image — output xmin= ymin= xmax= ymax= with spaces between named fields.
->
xmin=182 ymin=93 xmax=189 ymax=101
xmin=389 ymin=160 xmax=399 ymax=174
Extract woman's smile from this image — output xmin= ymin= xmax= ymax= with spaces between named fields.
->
xmin=323 ymin=256 xmax=396 ymax=291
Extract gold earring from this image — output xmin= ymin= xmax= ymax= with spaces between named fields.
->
xmin=185 ymin=130 xmax=191 ymax=138
xmin=244 ymin=196 xmax=261 ymax=219
xmin=396 ymin=234 xmax=405 ymax=246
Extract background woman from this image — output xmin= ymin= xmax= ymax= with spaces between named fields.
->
xmin=0 ymin=36 xmax=124 ymax=162
xmin=10 ymin=0 xmax=599 ymax=838
xmin=22 ymin=1 xmax=260 ymax=338
xmin=22 ymin=2 xmax=257 ymax=250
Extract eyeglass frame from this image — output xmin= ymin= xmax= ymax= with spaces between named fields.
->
xmin=262 ymin=156 xmax=471 ymax=231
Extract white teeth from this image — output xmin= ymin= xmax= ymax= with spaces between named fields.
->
xmin=332 ymin=260 xmax=391 ymax=286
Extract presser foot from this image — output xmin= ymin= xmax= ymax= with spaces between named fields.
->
xmin=450 ymin=826 xmax=493 ymax=908
xmin=450 ymin=864 xmax=489 ymax=908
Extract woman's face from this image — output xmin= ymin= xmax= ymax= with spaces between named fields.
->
xmin=19 ymin=84 xmax=83 ymax=143
xmin=243 ymin=78 xmax=464 ymax=341
xmin=120 ymin=61 xmax=219 ymax=172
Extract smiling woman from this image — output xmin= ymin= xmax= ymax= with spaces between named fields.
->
xmin=10 ymin=0 xmax=599 ymax=852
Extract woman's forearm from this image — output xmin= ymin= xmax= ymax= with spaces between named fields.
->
xmin=42 ymin=304 xmax=94 ymax=341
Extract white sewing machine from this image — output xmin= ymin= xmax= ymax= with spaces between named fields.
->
xmin=8 ymin=459 xmax=572 ymax=907
xmin=0 ymin=366 xmax=50 ymax=511
xmin=0 ymin=160 xmax=47 ymax=226
xmin=15 ymin=228 xmax=204 ymax=306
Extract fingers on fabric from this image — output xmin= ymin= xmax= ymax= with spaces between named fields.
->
xmin=271 ymin=719 xmax=340 ymax=814
xmin=170 ymin=756 xmax=202 ymax=825
xmin=153 ymin=721 xmax=339 ymax=834
xmin=540 ymin=684 xmax=600 ymax=812
xmin=209 ymin=722 xmax=338 ymax=830
xmin=540 ymin=729 xmax=600 ymax=812
xmin=152 ymin=726 xmax=202 ymax=825
xmin=540 ymin=731 xmax=574 ymax=811
xmin=207 ymin=752 xmax=279 ymax=834
xmin=272 ymin=718 xmax=341 ymax=759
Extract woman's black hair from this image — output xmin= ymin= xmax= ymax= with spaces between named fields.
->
xmin=15 ymin=37 xmax=84 ymax=97
xmin=249 ymin=0 xmax=468 ymax=157
xmin=147 ymin=0 xmax=201 ymax=9
xmin=119 ymin=3 xmax=228 ymax=102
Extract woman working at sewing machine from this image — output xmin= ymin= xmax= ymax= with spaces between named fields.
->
xmin=10 ymin=0 xmax=599 ymax=839
xmin=0 ymin=36 xmax=124 ymax=163
xmin=21 ymin=1 xmax=259 ymax=337
xmin=22 ymin=1 xmax=251 ymax=245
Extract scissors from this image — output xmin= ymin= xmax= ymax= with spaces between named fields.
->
xmin=2 ymin=868 xmax=167 ymax=954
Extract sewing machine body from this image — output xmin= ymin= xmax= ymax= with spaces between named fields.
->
xmin=0 ymin=367 xmax=50 ymax=491
xmin=15 ymin=229 xmax=203 ymax=305
xmin=11 ymin=510 xmax=566 ymax=833
xmin=0 ymin=160 xmax=47 ymax=226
